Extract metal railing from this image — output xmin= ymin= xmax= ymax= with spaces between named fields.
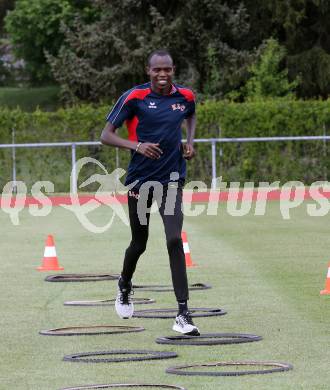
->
xmin=1 ymin=135 xmax=330 ymax=192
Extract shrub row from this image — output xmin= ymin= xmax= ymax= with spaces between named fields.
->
xmin=1 ymin=99 xmax=330 ymax=192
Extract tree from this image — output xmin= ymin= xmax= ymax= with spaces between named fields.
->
xmin=0 ymin=0 xmax=15 ymax=34
xmin=4 ymin=0 xmax=94 ymax=83
xmin=4 ymin=0 xmax=330 ymax=98
xmin=267 ymin=0 xmax=330 ymax=98
xmin=0 ymin=1 xmax=17 ymax=86
xmin=244 ymin=38 xmax=298 ymax=100
xmin=47 ymin=0 xmax=254 ymax=102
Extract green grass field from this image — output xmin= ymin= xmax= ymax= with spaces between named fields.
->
xmin=1 ymin=200 xmax=330 ymax=389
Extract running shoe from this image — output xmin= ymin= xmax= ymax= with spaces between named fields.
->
xmin=115 ymin=280 xmax=134 ymax=319
xmin=173 ymin=312 xmax=200 ymax=335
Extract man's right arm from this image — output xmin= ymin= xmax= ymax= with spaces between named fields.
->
xmin=100 ymin=122 xmax=163 ymax=159
xmin=100 ymin=122 xmax=138 ymax=150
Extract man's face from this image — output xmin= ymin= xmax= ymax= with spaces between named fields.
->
xmin=147 ymin=55 xmax=175 ymax=92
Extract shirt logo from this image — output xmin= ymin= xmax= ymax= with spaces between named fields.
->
xmin=148 ymin=102 xmax=157 ymax=109
xmin=172 ymin=103 xmax=186 ymax=112
xmin=128 ymin=190 xmax=140 ymax=199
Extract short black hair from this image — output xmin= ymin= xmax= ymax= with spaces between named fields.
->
xmin=147 ymin=49 xmax=173 ymax=66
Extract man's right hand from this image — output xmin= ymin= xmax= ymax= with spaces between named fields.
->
xmin=137 ymin=143 xmax=163 ymax=159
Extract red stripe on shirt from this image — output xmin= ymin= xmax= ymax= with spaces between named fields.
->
xmin=124 ymin=88 xmax=151 ymax=104
xmin=177 ymin=87 xmax=195 ymax=102
xmin=126 ymin=116 xmax=139 ymax=141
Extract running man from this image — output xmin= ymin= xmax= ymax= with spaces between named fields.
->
xmin=100 ymin=49 xmax=199 ymax=335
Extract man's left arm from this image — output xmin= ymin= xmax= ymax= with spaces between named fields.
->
xmin=183 ymin=113 xmax=196 ymax=160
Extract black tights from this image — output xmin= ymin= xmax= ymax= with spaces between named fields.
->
xmin=121 ymin=184 xmax=189 ymax=302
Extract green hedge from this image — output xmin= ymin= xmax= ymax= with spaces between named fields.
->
xmin=1 ymin=99 xmax=330 ymax=192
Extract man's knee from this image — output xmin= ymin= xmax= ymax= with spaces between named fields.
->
xmin=129 ymin=240 xmax=147 ymax=255
xmin=166 ymin=235 xmax=182 ymax=251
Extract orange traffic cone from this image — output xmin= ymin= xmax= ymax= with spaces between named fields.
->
xmin=37 ymin=235 xmax=64 ymax=271
xmin=181 ymin=231 xmax=197 ymax=267
xmin=320 ymin=262 xmax=330 ymax=295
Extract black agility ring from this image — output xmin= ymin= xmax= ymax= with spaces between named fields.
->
xmin=45 ymin=273 xmax=120 ymax=282
xmin=63 ymin=350 xmax=178 ymax=363
xmin=156 ymin=333 xmax=262 ymax=346
xmin=59 ymin=384 xmax=187 ymax=389
xmin=133 ymin=308 xmax=226 ymax=319
xmin=64 ymin=298 xmax=155 ymax=307
xmin=166 ymin=361 xmax=293 ymax=376
xmin=39 ymin=325 xmax=145 ymax=336
xmin=132 ymin=283 xmax=211 ymax=292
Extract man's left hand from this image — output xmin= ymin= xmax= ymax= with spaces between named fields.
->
xmin=183 ymin=143 xmax=195 ymax=160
